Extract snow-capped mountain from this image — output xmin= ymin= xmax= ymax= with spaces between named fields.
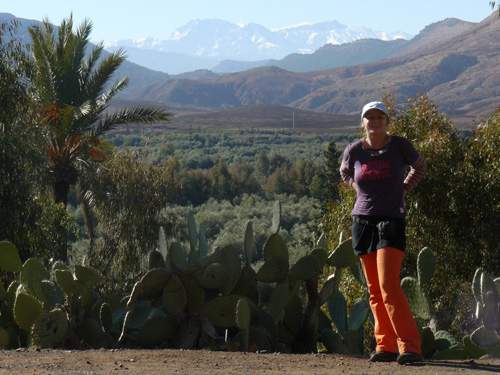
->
xmin=107 ymin=18 xmax=412 ymax=61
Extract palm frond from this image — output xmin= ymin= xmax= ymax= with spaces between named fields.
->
xmin=58 ymin=18 xmax=92 ymax=105
xmin=69 ymin=19 xmax=92 ymax=91
xmin=28 ymin=26 xmax=57 ymax=101
xmin=56 ymin=15 xmax=72 ymax=61
xmin=83 ymin=49 xmax=126 ymax=101
xmin=71 ymin=72 xmax=126 ymax=133
xmin=97 ymin=76 xmax=128 ymax=107
xmin=90 ymin=107 xmax=170 ymax=136
xmin=74 ymin=77 xmax=129 ymax=132
xmin=79 ymin=43 xmax=104 ymax=87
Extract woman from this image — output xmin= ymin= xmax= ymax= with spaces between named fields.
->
xmin=340 ymin=101 xmax=426 ymax=365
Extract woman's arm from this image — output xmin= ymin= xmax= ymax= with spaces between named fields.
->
xmin=403 ymin=156 xmax=426 ymax=193
xmin=339 ymin=145 xmax=355 ymax=188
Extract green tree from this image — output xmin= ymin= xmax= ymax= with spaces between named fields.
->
xmin=0 ymin=21 xmax=76 ymax=262
xmin=229 ymin=161 xmax=261 ymax=196
xmin=181 ymin=170 xmax=211 ymax=205
xmin=88 ymin=151 xmax=173 ymax=286
xmin=323 ymin=141 xmax=341 ymax=201
xmin=28 ymin=15 xmax=170 ymax=208
xmin=255 ymin=151 xmax=270 ymax=180
xmin=208 ymin=159 xmax=233 ymax=199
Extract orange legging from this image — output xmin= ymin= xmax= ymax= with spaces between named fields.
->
xmin=360 ymin=247 xmax=421 ymax=354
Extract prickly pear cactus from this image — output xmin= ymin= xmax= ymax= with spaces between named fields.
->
xmin=30 ymin=308 xmax=69 ymax=348
xmin=470 ymin=268 xmax=500 ymax=357
xmin=401 ymin=247 xmax=434 ymax=320
xmin=236 ymin=298 xmax=251 ymax=351
xmin=0 ymin=240 xmax=22 ymax=272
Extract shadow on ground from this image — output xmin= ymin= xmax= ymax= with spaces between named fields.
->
xmin=421 ymin=359 xmax=500 ymax=373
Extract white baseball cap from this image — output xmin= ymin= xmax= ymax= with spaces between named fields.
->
xmin=361 ymin=101 xmax=389 ymax=119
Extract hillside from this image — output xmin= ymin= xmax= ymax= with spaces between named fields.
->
xmin=0 ymin=13 xmax=171 ymax=102
xmin=132 ymin=12 xmax=500 ymax=122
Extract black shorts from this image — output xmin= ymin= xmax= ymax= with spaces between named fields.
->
xmin=351 ymin=215 xmax=406 ymax=256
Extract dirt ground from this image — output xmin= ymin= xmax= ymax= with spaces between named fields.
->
xmin=1 ymin=350 xmax=499 ymax=375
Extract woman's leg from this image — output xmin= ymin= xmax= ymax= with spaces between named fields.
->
xmin=376 ymin=247 xmax=421 ymax=354
xmin=360 ymin=251 xmax=398 ymax=353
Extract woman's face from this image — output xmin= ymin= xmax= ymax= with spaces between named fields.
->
xmin=362 ymin=109 xmax=388 ymax=136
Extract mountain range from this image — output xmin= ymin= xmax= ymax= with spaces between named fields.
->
xmin=2 ymin=12 xmax=499 ymax=126
xmin=106 ymin=19 xmax=411 ymax=73
xmin=121 ymin=13 xmax=499 ymax=123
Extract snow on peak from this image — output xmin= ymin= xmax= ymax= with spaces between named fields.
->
xmin=110 ymin=18 xmax=412 ymax=60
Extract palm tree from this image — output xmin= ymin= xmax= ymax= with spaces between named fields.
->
xmin=28 ymin=15 xmax=170 ymax=207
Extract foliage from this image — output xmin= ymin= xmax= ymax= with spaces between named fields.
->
xmin=27 ymin=14 xmax=169 ymax=213
xmin=85 ymin=151 xmax=174 ymax=288
xmin=0 ymin=241 xmax=112 ymax=349
xmin=0 ymin=21 xmax=76 ymax=264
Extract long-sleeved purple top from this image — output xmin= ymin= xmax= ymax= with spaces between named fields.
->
xmin=340 ymin=135 xmax=426 ymax=218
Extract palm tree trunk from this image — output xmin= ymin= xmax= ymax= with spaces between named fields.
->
xmin=53 ymin=178 xmax=70 ymax=261
xmin=78 ymin=186 xmax=96 ymax=261
xmin=54 ymin=179 xmax=70 ymax=206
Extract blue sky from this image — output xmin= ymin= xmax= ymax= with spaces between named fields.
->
xmin=3 ymin=0 xmax=496 ymax=42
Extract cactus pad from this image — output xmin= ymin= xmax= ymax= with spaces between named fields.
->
xmin=0 ymin=281 xmax=5 ymax=302
xmin=417 ymin=247 xmax=435 ymax=287
xmin=187 ymin=211 xmax=198 ymax=254
xmin=236 ymin=298 xmax=251 ymax=330
xmin=198 ymin=223 xmax=209 ymax=258
xmin=472 ymin=268 xmax=483 ymax=303
xmin=54 ymin=269 xmax=77 ymax=295
xmin=327 ymin=238 xmax=357 ymax=269
xmin=202 ymin=295 xmax=239 ymax=327
xmin=168 ymin=242 xmax=189 ymax=272
xmin=158 ymin=226 xmax=168 ymax=260
xmin=30 ymin=308 xmax=68 ymax=348
xmin=263 ymin=233 xmax=288 ymax=262
xmin=271 ymin=200 xmax=281 ymax=234
xmin=268 ymin=282 xmax=290 ymax=324
xmin=148 ymin=250 xmax=165 ymax=270
xmin=75 ymin=265 xmax=101 ymax=287
xmin=39 ymin=280 xmax=65 ymax=309
xmin=401 ymin=276 xmax=430 ymax=320
xmin=180 ymin=275 xmax=205 ymax=315
xmin=199 ymin=262 xmax=227 ymax=289
xmin=319 ymin=272 xmax=340 ymax=305
xmin=348 ymin=298 xmax=370 ymax=331
xmin=328 ymin=291 xmax=347 ymax=336
xmin=20 ymin=258 xmax=50 ymax=301
xmin=256 ymin=258 xmax=288 ymax=283
xmin=100 ymin=302 xmax=113 ymax=333
xmin=14 ymin=292 xmax=43 ymax=331
xmin=243 ymin=220 xmax=257 ymax=265
xmin=310 ymin=247 xmax=328 ymax=269
xmin=162 ymin=274 xmax=187 ymax=316
xmin=0 ymin=241 xmax=22 ymax=272
xmin=127 ymin=268 xmax=170 ymax=306
xmin=177 ymin=318 xmax=201 ymax=349
xmin=0 ymin=327 xmax=9 ymax=349
xmin=470 ymin=325 xmax=500 ymax=347
xmin=420 ymin=326 xmax=436 ymax=358
xmin=289 ymin=255 xmax=321 ymax=281
xmin=232 ymin=264 xmax=258 ymax=303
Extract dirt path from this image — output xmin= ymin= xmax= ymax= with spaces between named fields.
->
xmin=0 ymin=349 xmax=499 ymax=375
